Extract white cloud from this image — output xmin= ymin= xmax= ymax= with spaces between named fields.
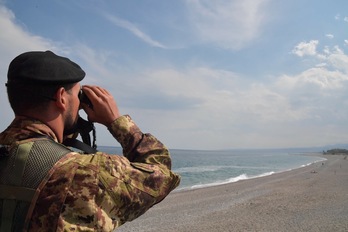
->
xmin=326 ymin=51 xmax=348 ymax=73
xmin=292 ymin=39 xmax=348 ymax=74
xmin=185 ymin=0 xmax=271 ymax=50
xmin=72 ymin=44 xmax=116 ymax=83
xmin=323 ymin=46 xmax=330 ymax=55
xmin=130 ymin=40 xmax=348 ymax=148
xmin=316 ymin=63 xmax=327 ymax=68
xmin=0 ymin=5 xmax=62 ymax=128
xmin=291 ymin=40 xmax=319 ymax=57
xmin=2 ymin=3 xmax=348 ymax=149
xmin=0 ymin=6 xmax=105 ymax=84
xmin=277 ymin=67 xmax=348 ymax=90
xmin=325 ymin=34 xmax=334 ymax=39
xmin=127 ymin=67 xmax=310 ymax=139
xmin=125 ymin=62 xmax=348 ymax=149
xmin=0 ymin=6 xmax=57 ymax=67
xmin=289 ymin=40 xmax=348 ymax=89
xmin=103 ymin=13 xmax=167 ymax=49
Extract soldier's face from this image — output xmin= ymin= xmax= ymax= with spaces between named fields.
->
xmin=63 ymin=83 xmax=81 ymax=134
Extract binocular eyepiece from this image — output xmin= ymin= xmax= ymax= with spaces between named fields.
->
xmin=78 ymin=89 xmax=93 ymax=109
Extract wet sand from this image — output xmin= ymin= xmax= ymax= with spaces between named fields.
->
xmin=117 ymin=154 xmax=348 ymax=232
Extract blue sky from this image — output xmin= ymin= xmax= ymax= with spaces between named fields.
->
xmin=1 ymin=0 xmax=348 ymax=150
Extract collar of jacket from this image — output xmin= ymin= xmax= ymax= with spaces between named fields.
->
xmin=0 ymin=116 xmax=58 ymax=145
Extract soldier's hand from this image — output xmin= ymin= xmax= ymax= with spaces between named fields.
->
xmin=80 ymin=85 xmax=120 ymax=126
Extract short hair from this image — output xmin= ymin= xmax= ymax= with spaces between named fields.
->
xmin=7 ymin=83 xmax=74 ymax=115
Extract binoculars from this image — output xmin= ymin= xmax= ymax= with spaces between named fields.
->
xmin=78 ymin=89 xmax=93 ymax=109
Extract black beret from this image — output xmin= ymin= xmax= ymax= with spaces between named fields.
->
xmin=7 ymin=50 xmax=85 ymax=85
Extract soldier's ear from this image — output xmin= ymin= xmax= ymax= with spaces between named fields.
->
xmin=55 ymin=87 xmax=68 ymax=111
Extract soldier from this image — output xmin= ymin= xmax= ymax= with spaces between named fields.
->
xmin=0 ymin=51 xmax=180 ymax=231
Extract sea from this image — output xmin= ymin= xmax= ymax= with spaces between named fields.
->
xmin=97 ymin=146 xmax=326 ymax=191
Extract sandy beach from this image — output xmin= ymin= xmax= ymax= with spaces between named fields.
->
xmin=117 ymin=154 xmax=348 ymax=232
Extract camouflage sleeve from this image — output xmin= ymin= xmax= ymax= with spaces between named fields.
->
xmin=108 ymin=115 xmax=172 ymax=166
xmin=105 ymin=115 xmax=180 ymax=223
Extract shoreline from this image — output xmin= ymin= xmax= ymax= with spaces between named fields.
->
xmin=175 ymin=152 xmax=326 ymax=193
xmin=117 ymin=153 xmax=348 ymax=232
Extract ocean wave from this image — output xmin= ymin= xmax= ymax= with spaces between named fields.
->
xmin=173 ymin=165 xmax=277 ymax=174
xmin=177 ymin=157 xmax=327 ymax=191
xmin=180 ymin=171 xmax=275 ymax=190
xmin=173 ymin=166 xmax=225 ymax=173
xmin=171 ymin=150 xmax=326 ymax=192
xmin=300 ymin=157 xmax=327 ymax=167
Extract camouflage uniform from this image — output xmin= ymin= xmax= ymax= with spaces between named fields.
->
xmin=0 ymin=115 xmax=180 ymax=231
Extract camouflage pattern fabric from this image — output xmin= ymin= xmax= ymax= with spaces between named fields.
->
xmin=0 ymin=115 xmax=180 ymax=231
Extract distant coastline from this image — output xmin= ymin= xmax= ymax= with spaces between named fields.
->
xmin=323 ymin=148 xmax=348 ymax=156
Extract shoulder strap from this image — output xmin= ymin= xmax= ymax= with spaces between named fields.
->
xmin=62 ymin=117 xmax=98 ymax=154
xmin=63 ymin=138 xmax=98 ymax=153
xmin=0 ymin=185 xmax=36 ymax=201
xmin=0 ymin=142 xmax=34 ymax=232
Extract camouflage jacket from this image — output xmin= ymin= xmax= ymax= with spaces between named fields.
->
xmin=0 ymin=115 xmax=180 ymax=231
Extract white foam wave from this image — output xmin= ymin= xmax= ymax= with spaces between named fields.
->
xmin=187 ymin=171 xmax=275 ymax=190
xmin=174 ymin=165 xmax=276 ymax=174
xmin=174 ymin=166 xmax=225 ymax=173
